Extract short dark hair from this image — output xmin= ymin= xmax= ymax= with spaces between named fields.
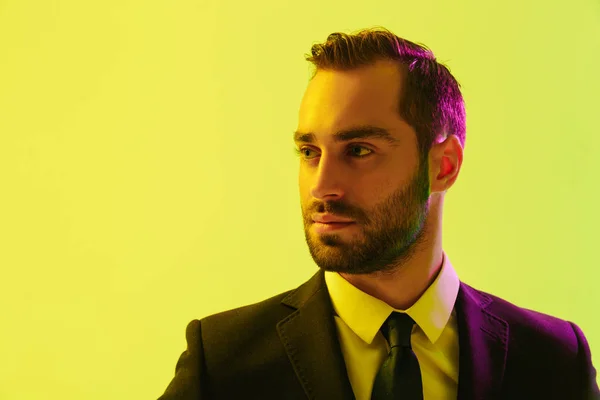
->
xmin=304 ymin=26 xmax=466 ymax=162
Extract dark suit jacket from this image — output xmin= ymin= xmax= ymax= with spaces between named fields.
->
xmin=158 ymin=269 xmax=600 ymax=399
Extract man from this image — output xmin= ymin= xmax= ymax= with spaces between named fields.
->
xmin=158 ymin=27 xmax=599 ymax=399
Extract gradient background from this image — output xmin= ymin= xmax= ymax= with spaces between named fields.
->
xmin=1 ymin=0 xmax=599 ymax=398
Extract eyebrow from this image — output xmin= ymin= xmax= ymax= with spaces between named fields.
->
xmin=293 ymin=125 xmax=401 ymax=146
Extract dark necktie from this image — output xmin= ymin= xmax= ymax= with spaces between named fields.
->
xmin=371 ymin=311 xmax=424 ymax=399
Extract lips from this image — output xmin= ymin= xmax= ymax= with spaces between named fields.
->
xmin=312 ymin=220 xmax=355 ymax=233
xmin=312 ymin=213 xmax=354 ymax=224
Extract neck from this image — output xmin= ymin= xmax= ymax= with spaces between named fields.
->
xmin=340 ymin=198 xmax=444 ymax=310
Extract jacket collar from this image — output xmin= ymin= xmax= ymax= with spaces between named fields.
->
xmin=277 ymin=269 xmax=508 ymax=400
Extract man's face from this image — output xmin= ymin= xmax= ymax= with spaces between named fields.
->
xmin=296 ymin=60 xmax=432 ymax=276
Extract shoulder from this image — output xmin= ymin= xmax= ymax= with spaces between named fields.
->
xmin=187 ymin=288 xmax=297 ymax=338
xmin=462 ymin=282 xmax=581 ymax=354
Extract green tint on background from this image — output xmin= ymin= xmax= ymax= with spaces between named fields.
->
xmin=0 ymin=0 xmax=598 ymax=398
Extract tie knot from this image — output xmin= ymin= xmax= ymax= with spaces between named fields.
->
xmin=381 ymin=312 xmax=416 ymax=349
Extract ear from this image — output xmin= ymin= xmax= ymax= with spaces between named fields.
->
xmin=429 ymin=134 xmax=463 ymax=193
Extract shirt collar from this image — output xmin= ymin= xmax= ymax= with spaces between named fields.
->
xmin=323 ymin=250 xmax=460 ymax=345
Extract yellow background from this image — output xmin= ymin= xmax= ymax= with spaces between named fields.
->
xmin=1 ymin=0 xmax=598 ymax=398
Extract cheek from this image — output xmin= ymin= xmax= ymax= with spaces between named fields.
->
xmin=298 ymin=181 xmax=311 ymax=209
xmin=298 ymin=177 xmax=308 ymax=196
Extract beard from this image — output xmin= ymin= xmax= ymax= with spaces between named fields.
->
xmin=303 ymin=156 xmax=431 ymax=276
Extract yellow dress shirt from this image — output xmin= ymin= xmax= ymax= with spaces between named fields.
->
xmin=323 ymin=250 xmax=461 ymax=400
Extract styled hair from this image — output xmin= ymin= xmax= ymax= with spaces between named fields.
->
xmin=304 ymin=26 xmax=466 ymax=163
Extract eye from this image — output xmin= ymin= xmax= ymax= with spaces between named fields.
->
xmin=293 ymin=145 xmax=374 ymax=160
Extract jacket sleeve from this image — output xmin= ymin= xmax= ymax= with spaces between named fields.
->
xmin=571 ymin=322 xmax=600 ymax=400
xmin=158 ymin=319 xmax=208 ymax=400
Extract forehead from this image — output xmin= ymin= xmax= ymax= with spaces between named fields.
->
xmin=297 ymin=60 xmax=409 ymax=143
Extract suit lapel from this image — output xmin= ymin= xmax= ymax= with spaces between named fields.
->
xmin=455 ymin=282 xmax=508 ymax=400
xmin=277 ymin=269 xmax=508 ymax=400
xmin=277 ymin=269 xmax=356 ymax=399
